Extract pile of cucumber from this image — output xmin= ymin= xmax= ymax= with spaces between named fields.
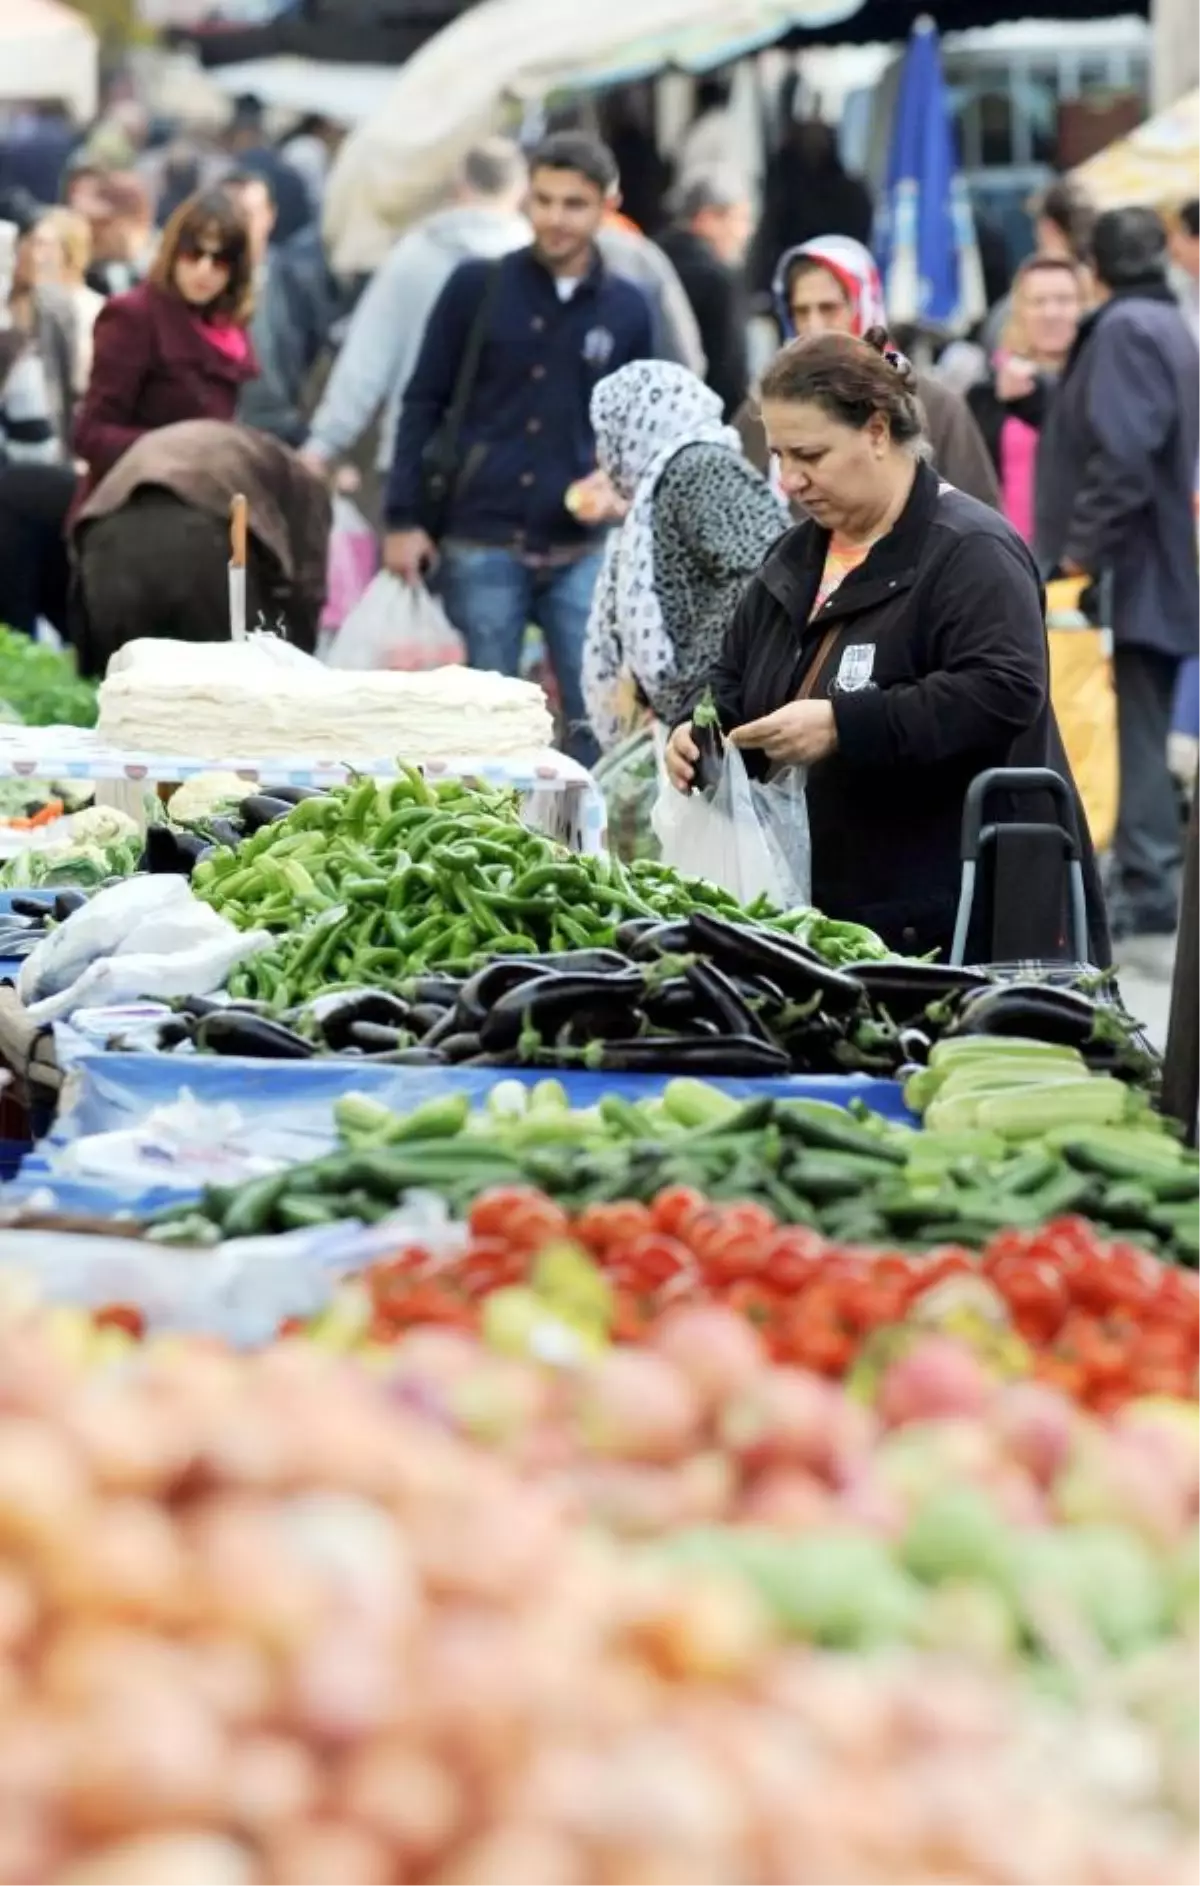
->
xmin=150 ymin=1072 xmax=1198 ymax=1265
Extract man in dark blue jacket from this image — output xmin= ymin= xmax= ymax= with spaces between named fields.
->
xmin=1036 ymin=207 xmax=1199 ymax=939
xmin=383 ymin=132 xmax=656 ymax=767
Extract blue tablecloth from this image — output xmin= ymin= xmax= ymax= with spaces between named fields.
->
xmin=5 ymin=1054 xmax=911 ymax=1221
xmin=53 ymin=1052 xmax=910 ymax=1144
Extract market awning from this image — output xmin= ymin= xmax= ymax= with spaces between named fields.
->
xmin=0 ymin=0 xmax=99 ymax=121
xmin=169 ymin=0 xmax=470 ymax=71
xmin=1072 ymin=88 xmax=1199 ymax=212
xmin=780 ymin=0 xmax=1148 ymax=43
xmin=202 ymin=55 xmax=399 ymax=124
xmin=323 ymin=0 xmax=865 ymax=272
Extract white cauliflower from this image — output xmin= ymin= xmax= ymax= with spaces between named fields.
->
xmin=167 ymin=773 xmax=249 ymax=826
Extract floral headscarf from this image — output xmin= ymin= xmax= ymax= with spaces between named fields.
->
xmin=584 ymin=361 xmax=741 ymax=750
xmin=772 ymin=234 xmax=888 ymax=339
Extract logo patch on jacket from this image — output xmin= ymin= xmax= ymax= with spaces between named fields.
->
xmin=834 ymin=643 xmax=876 ymax=692
xmin=582 ymin=327 xmax=615 ymax=368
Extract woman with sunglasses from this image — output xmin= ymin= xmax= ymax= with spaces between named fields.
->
xmin=73 ymin=189 xmax=258 ymax=504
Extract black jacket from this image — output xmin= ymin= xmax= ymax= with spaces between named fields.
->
xmin=966 ymin=375 xmax=1049 ymax=476
xmin=657 ymin=226 xmax=748 ymax=419
xmin=692 ymin=460 xmax=1107 ymax=962
xmin=1034 ymin=283 xmax=1199 ymax=658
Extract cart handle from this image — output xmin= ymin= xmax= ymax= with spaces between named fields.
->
xmin=959 ymin=767 xmax=1081 ymax=862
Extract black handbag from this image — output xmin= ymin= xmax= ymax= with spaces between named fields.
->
xmin=419 ymin=260 xmax=503 ymax=538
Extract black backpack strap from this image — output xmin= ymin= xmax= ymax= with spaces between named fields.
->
xmin=440 ymin=259 xmax=503 ymax=468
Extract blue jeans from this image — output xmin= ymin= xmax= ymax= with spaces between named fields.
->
xmin=438 ymin=542 xmax=602 ymax=768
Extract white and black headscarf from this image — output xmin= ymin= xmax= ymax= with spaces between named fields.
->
xmin=584 ymin=359 xmax=741 ymax=751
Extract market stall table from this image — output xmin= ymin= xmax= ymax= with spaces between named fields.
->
xmin=4 ymin=1051 xmax=912 ymax=1222
xmin=0 ymin=726 xmax=608 ymax=853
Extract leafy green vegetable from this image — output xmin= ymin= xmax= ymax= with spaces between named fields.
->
xmin=0 ymin=628 xmax=98 ymax=728
xmin=0 ymin=833 xmax=142 ymax=890
xmin=693 ymin=686 xmax=719 ymax=729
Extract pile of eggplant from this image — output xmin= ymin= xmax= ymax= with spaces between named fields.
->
xmin=130 ymin=910 xmax=1155 ymax=1084
xmin=0 ymin=889 xmax=88 ymax=964
xmin=141 ymin=790 xmax=322 ymax=878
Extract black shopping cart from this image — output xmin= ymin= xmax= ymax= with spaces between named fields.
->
xmin=949 ymin=767 xmax=1091 ymax=974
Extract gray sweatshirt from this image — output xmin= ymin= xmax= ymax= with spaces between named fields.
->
xmin=306 ymin=203 xmax=532 ymax=472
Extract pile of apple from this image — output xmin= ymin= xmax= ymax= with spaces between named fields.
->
xmin=380 ymin=1305 xmax=1196 ymax=1639
xmin=0 ymin=1298 xmax=1195 ymax=1886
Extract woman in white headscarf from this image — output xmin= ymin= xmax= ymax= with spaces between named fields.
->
xmin=583 ymin=358 xmax=786 ymax=753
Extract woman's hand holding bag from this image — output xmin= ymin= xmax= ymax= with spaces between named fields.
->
xmin=653 ymin=724 xmax=812 ymax=911
xmin=729 ymin=701 xmax=838 ymax=766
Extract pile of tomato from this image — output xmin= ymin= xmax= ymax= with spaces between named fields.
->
xmin=291 ymin=1187 xmax=1199 ymax=1414
xmin=981 ymin=1215 xmax=1199 ymax=1407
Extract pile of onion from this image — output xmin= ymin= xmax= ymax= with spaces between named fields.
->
xmin=0 ymin=1309 xmax=1193 ymax=1885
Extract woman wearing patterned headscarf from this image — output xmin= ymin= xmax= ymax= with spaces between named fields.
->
xmin=735 ymin=233 xmax=1000 ymax=510
xmin=583 ymin=358 xmax=786 ymax=753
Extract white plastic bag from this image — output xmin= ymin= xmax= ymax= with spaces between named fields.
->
xmin=321 ymin=493 xmax=378 ymax=631
xmin=18 ymin=875 xmax=272 ymax=1022
xmin=327 ymin=573 xmax=465 ymax=671
xmin=24 ymin=928 xmax=273 ymax=1024
xmin=652 ymin=736 xmax=811 ymax=910
xmin=19 ymin=876 xmax=194 ymax=1006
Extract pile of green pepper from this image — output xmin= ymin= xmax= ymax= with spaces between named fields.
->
xmin=191 ymin=767 xmax=887 ymax=1008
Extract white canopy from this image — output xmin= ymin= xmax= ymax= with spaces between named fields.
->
xmin=0 ymin=0 xmax=99 ymax=122
xmin=1073 ymin=88 xmax=1199 ymax=213
xmin=204 ymin=57 xmax=399 ymax=127
xmin=323 ymin=0 xmax=864 ymax=274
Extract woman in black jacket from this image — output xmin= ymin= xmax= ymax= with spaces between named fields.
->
xmin=666 ymin=329 xmax=1107 ymax=962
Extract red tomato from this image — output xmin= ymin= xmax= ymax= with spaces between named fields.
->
xmin=989 ymin=1255 xmax=1069 ymax=1343
xmin=650 ymin=1186 xmax=708 ymax=1238
xmin=718 ymin=1202 xmax=778 ymax=1240
xmin=910 ymin=1247 xmax=977 ymax=1293
xmin=1030 ymin=1216 xmax=1105 ymax=1274
xmin=92 ymin=1303 xmax=145 ymax=1339
xmin=1033 ymin=1352 xmax=1086 ymax=1400
xmin=1153 ymin=1265 xmax=1200 ymax=1331
xmin=573 ymin=1201 xmax=655 ymax=1254
xmin=725 ymin=1281 xmax=783 ymax=1328
xmin=699 ymin=1231 xmax=767 ymax=1285
xmin=1054 ymin=1312 xmax=1131 ymax=1403
xmin=457 ymin=1236 xmax=524 ymax=1284
xmin=469 ymin=1187 xmax=567 ymax=1243
xmin=1128 ymin=1321 xmax=1193 ymax=1370
xmin=789 ymin=1277 xmax=846 ymax=1325
xmin=612 ymin=1291 xmax=651 ymax=1343
xmin=786 ymin=1314 xmax=855 ymax=1377
xmin=609 ymin=1232 xmax=693 ymax=1289
xmin=757 ymin=1226 xmax=824 ymax=1292
xmin=1130 ymin=1362 xmax=1196 ymax=1400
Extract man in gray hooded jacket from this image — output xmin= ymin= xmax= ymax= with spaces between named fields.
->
xmin=301 ymin=140 xmax=531 ymax=481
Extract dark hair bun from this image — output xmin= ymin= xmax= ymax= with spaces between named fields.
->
xmin=862 ymin=326 xmax=919 ymax=392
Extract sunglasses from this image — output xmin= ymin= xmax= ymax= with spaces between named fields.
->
xmin=178 ymin=237 xmax=234 ymax=266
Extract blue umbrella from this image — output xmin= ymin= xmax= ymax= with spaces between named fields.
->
xmin=873 ymin=14 xmax=985 ymax=333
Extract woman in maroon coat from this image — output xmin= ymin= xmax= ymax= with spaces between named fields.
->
xmin=73 ymin=189 xmax=258 ymax=503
